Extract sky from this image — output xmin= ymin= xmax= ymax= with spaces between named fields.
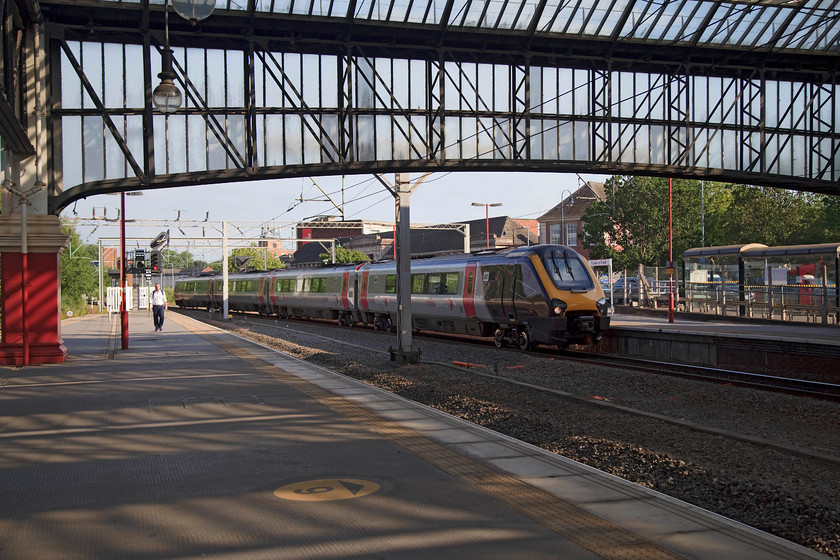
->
xmin=63 ymin=171 xmax=608 ymax=262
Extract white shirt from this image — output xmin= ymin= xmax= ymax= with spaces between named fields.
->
xmin=150 ymin=289 xmax=167 ymax=306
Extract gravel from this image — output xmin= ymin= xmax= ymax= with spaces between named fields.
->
xmin=183 ymin=310 xmax=840 ymax=559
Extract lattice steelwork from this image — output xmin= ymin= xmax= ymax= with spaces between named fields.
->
xmin=25 ymin=0 xmax=840 ymax=212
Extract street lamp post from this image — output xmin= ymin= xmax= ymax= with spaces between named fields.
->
xmin=471 ymin=202 xmax=502 ymax=249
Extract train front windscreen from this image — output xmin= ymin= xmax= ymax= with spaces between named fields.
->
xmin=542 ymin=247 xmax=595 ymax=291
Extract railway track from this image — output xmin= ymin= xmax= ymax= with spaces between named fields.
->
xmin=555 ymin=350 xmax=840 ymax=402
xmin=184 ymin=307 xmax=840 ymax=402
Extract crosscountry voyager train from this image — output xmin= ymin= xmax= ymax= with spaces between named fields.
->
xmin=174 ymin=245 xmax=610 ymax=350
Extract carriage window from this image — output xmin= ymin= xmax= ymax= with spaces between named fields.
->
xmin=385 ymin=275 xmax=396 ymax=293
xmin=445 ymin=273 xmax=460 ymax=294
xmin=427 ymin=274 xmax=442 ymax=294
xmin=306 ymin=277 xmax=326 ymax=293
xmin=411 ymin=274 xmax=425 ymax=294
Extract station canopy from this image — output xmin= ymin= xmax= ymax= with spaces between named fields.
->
xmin=92 ymin=0 xmax=840 ymax=54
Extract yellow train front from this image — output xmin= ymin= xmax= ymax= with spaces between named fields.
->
xmin=468 ymin=244 xmax=609 ymax=350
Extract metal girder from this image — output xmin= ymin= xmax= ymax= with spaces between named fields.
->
xmin=27 ymin=0 xmax=840 ymax=216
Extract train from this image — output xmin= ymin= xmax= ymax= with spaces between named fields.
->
xmin=174 ymin=244 xmax=610 ymax=350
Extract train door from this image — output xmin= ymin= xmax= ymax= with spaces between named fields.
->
xmin=350 ymin=264 xmax=366 ymax=324
xmin=463 ymin=262 xmax=477 ymax=318
xmin=341 ymin=271 xmax=351 ymax=309
xmin=359 ymin=270 xmax=370 ymax=311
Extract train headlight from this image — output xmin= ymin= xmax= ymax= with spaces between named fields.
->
xmin=596 ymin=297 xmax=608 ymax=315
xmin=550 ymin=298 xmax=567 ymax=316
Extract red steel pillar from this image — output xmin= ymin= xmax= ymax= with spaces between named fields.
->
xmin=0 ymin=214 xmax=69 ymax=365
xmin=0 ymin=19 xmax=68 ymax=364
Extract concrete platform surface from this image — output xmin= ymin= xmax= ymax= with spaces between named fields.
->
xmin=0 ymin=311 xmax=829 ymax=559
xmin=611 ymin=313 xmax=839 ymax=346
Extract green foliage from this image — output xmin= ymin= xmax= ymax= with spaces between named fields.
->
xmin=581 ymin=176 xmax=703 ymax=269
xmin=60 ymin=224 xmax=98 ymax=317
xmin=581 ymin=177 xmax=838 ymax=270
xmin=209 ymin=245 xmax=286 ymax=272
xmin=319 ymin=245 xmax=371 ymax=265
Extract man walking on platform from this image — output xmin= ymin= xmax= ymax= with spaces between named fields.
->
xmin=150 ymin=283 xmax=168 ymax=331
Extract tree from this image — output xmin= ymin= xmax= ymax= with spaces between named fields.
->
xmin=581 ymin=176 xmax=704 ymax=269
xmin=210 ymin=245 xmax=286 ymax=272
xmin=60 ymin=224 xmax=98 ymax=316
xmin=319 ymin=245 xmax=371 ymax=265
xmin=710 ymin=185 xmax=822 ymax=246
xmin=582 ymin=177 xmax=836 ymax=270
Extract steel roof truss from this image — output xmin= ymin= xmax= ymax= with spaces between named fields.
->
xmin=58 ymin=39 xmax=148 ymax=184
xmin=441 ymin=59 xmax=516 ymax=159
xmin=578 ymin=0 xmax=601 ymax=36
xmin=609 ymin=0 xmax=639 ymax=41
xmin=763 ymin=81 xmax=807 ymax=174
xmin=512 ymin=63 xmax=528 ymax=159
xmin=741 ymin=78 xmax=764 ymax=173
xmin=698 ymin=3 xmax=741 ymax=46
xmin=427 ymin=57 xmax=444 ymax=160
xmin=640 ymin=0 xmax=673 ymax=41
xmin=591 ymin=68 xmax=611 ymax=163
xmin=535 ymin=0 xmax=564 ymax=36
xmin=258 ymin=49 xmax=343 ymax=164
xmin=810 ymin=10 xmax=840 ymax=50
xmin=351 ymin=48 xmax=432 ymax=160
xmin=167 ymin=45 xmax=249 ymax=170
xmin=668 ymin=73 xmax=690 ymax=166
xmin=812 ymin=83 xmax=836 ymax=181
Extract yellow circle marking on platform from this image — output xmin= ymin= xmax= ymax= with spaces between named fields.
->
xmin=273 ymin=479 xmax=380 ymax=502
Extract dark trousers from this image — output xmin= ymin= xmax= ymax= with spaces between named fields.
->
xmin=152 ymin=305 xmax=165 ymax=330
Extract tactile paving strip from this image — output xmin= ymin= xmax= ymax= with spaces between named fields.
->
xmin=175 ymin=316 xmax=685 ymax=560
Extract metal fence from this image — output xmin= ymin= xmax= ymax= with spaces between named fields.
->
xmin=602 ymin=266 xmax=839 ymax=325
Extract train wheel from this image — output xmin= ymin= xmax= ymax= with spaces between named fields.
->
xmin=337 ymin=315 xmax=346 ymax=327
xmin=517 ymin=331 xmax=531 ymax=351
xmin=494 ymin=328 xmax=505 ymax=348
xmin=382 ymin=317 xmax=393 ymax=332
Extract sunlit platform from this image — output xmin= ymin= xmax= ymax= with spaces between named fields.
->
xmin=0 ymin=311 xmax=827 ymax=559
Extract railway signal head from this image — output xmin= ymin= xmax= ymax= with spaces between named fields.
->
xmin=150 ymin=250 xmax=162 ymax=272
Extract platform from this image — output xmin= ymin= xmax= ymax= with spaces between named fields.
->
xmin=611 ymin=312 xmax=840 ymax=346
xmin=0 ymin=311 xmax=828 ymax=559
xmin=597 ymin=312 xmax=840 ymax=376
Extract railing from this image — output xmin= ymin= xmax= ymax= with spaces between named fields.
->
xmin=685 ymin=282 xmax=838 ymax=324
xmin=604 ymin=270 xmax=839 ymax=325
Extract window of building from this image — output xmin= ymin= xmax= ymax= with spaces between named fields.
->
xmin=566 ymin=223 xmax=578 ymax=246
xmin=549 ymin=223 xmax=562 ymax=244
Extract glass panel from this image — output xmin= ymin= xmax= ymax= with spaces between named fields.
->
xmin=542 ymin=247 xmax=595 ymax=290
xmin=83 ymin=116 xmax=105 ymax=182
xmin=411 ymin=274 xmax=425 ymax=293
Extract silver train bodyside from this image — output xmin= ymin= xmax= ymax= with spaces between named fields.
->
xmin=174 ymin=244 xmax=610 ymax=349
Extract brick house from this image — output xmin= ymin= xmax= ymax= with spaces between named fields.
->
xmin=537 ymin=182 xmax=605 ymax=258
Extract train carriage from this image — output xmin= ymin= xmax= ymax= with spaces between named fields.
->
xmin=207 ymin=273 xmax=266 ymax=313
xmin=268 ymin=265 xmax=358 ymax=323
xmin=174 ymin=277 xmax=214 ymax=309
xmin=174 ymin=244 xmax=608 ymax=350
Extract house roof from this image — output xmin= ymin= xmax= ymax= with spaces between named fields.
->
xmin=537 ymin=182 xmax=606 ymax=221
